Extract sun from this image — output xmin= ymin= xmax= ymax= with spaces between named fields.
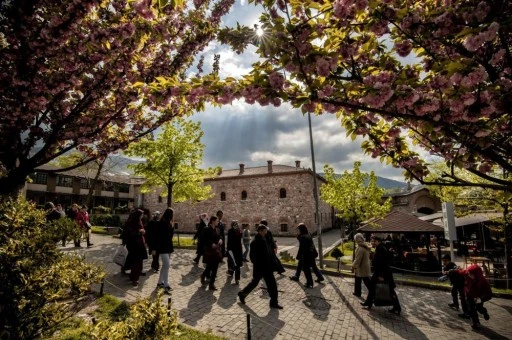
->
xmin=256 ymin=27 xmax=264 ymax=37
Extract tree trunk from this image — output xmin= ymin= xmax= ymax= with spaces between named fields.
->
xmin=86 ymin=160 xmax=105 ymax=208
xmin=166 ymin=182 xmax=173 ymax=207
xmin=0 ymin=167 xmax=29 ymax=199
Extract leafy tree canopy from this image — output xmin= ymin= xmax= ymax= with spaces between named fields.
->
xmin=124 ymin=118 xmax=219 ymax=206
xmin=0 ymin=0 xmax=234 ymax=196
xmin=320 ymin=161 xmax=392 ymax=227
xmin=152 ymin=0 xmax=511 ymax=191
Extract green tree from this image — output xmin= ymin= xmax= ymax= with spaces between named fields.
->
xmin=124 ymin=118 xmax=219 ymax=207
xmin=320 ymin=161 xmax=392 ymax=239
xmin=0 ymin=198 xmax=103 ymax=338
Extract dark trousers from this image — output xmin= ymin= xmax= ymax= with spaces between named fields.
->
xmin=240 ymin=271 xmax=278 ymax=305
xmin=203 ymin=262 xmax=219 ymax=285
xmin=467 ymin=299 xmax=488 ymax=325
xmin=274 ymin=254 xmax=285 ymax=274
xmin=129 ymin=260 xmax=143 ymax=282
xmin=354 ymin=276 xmax=371 ymax=296
xmin=151 ymin=252 xmax=160 ymax=271
xmin=451 ymin=285 xmax=468 ymax=314
xmin=365 ymin=278 xmax=401 ymax=311
xmin=295 ymin=259 xmax=324 ymax=280
xmin=303 ymin=262 xmax=314 ymax=285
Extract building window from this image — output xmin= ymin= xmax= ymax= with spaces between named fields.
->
xmin=103 ymin=181 xmax=114 ymax=192
xmin=56 ymin=175 xmax=73 ymax=187
xmin=280 ymin=224 xmax=288 ymax=232
xmin=31 ymin=172 xmax=48 ymax=185
xmin=118 ymin=183 xmax=129 ymax=193
xmin=158 ymin=196 xmax=163 ymax=203
xmin=220 ymin=192 xmax=226 ymax=201
xmin=241 ymin=190 xmax=247 ymax=200
xmin=80 ymin=179 xmax=89 ymax=189
xmin=279 ymin=188 xmax=286 ymax=198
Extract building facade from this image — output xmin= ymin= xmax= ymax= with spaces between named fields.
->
xmin=143 ymin=161 xmax=335 ymax=236
xmin=383 ymin=185 xmax=442 ymax=215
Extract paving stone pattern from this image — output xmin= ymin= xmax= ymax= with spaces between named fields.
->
xmin=67 ymin=235 xmax=512 ymax=340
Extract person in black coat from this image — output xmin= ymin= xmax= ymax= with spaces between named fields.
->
xmin=193 ymin=213 xmax=208 ymax=264
xmin=146 ymin=211 xmax=161 ymax=272
xmin=154 ymin=208 xmax=174 ymax=294
xmin=227 ymin=220 xmax=243 ymax=284
xmin=217 ymin=210 xmax=226 ymax=257
xmin=260 ymin=219 xmax=285 ymax=274
xmin=238 ymin=224 xmax=283 ymax=309
xmin=362 ymin=235 xmax=401 ymax=315
xmin=296 ymin=223 xmax=318 ymax=288
xmin=201 ymin=216 xmax=222 ymax=290
xmin=122 ymin=209 xmax=148 ymax=286
xmin=442 ymin=254 xmax=468 ymax=315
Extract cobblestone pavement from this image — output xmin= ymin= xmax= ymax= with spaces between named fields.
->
xmin=67 ymin=235 xmax=512 ymax=340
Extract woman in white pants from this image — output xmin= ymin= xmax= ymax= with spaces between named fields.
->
xmin=154 ymin=208 xmax=174 ymax=294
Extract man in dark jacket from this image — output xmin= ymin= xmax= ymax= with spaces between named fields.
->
xmin=442 ymin=254 xmax=468 ymax=315
xmin=217 ymin=210 xmax=226 ymax=257
xmin=260 ymin=219 xmax=285 ymax=274
xmin=238 ymin=224 xmax=283 ymax=309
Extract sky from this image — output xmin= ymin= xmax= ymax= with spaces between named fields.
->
xmin=187 ymin=1 xmax=409 ymax=181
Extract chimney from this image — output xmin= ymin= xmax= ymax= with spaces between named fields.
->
xmin=239 ymin=163 xmax=245 ymax=174
xmin=295 ymin=160 xmax=301 ymax=169
xmin=267 ymin=160 xmax=273 ymax=173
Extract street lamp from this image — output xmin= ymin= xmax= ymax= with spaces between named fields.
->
xmin=307 ymin=112 xmax=324 ymax=268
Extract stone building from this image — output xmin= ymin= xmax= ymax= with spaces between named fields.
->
xmin=143 ymin=161 xmax=335 ymax=236
xmin=383 ymin=184 xmax=442 ymax=215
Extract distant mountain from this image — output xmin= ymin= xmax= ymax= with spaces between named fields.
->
xmin=107 ymin=155 xmax=142 ymax=175
xmin=319 ymin=172 xmax=407 ymax=190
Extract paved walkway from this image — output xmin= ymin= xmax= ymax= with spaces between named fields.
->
xmin=66 ymin=235 xmax=512 ymax=340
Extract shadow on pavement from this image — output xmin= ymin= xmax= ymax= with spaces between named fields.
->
xmin=180 ymin=286 xmax=217 ymax=326
xmin=239 ymin=303 xmax=285 ymax=340
xmin=300 ymin=283 xmax=332 ymax=321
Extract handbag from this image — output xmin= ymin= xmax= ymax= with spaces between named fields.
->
xmin=374 ymin=282 xmax=393 ymax=306
xmin=113 ymin=245 xmax=129 ymax=267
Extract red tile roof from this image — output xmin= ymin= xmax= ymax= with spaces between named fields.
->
xmin=358 ymin=210 xmax=444 ymax=233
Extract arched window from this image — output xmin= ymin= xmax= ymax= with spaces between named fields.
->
xmin=241 ymin=190 xmax=247 ymax=200
xmin=158 ymin=196 xmax=163 ymax=203
xmin=220 ymin=192 xmax=226 ymax=201
xmin=279 ymin=188 xmax=287 ymax=198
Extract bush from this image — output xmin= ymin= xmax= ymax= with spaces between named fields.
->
xmin=92 ymin=206 xmax=111 ymax=214
xmin=0 ymin=198 xmax=104 ymax=339
xmin=113 ymin=205 xmax=129 ymax=214
xmin=92 ymin=292 xmax=179 ymax=339
xmin=50 ymin=217 xmax=82 ymax=242
xmin=90 ymin=214 xmax=121 ymax=227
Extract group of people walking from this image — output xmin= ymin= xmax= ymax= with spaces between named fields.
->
xmin=45 ymin=201 xmax=93 ymax=247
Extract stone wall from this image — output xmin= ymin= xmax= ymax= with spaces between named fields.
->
xmin=143 ymin=170 xmax=334 ymax=236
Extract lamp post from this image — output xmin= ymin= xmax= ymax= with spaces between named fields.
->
xmin=307 ymin=112 xmax=324 ymax=268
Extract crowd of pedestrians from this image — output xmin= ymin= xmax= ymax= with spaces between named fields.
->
xmin=44 ymin=202 xmax=496 ymax=328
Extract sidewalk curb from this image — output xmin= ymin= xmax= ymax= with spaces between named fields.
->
xmin=281 ymin=263 xmax=512 ymax=300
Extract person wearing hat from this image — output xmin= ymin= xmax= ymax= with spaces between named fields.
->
xmin=146 ymin=210 xmax=161 ymax=272
xmin=238 ymin=224 xmax=283 ymax=309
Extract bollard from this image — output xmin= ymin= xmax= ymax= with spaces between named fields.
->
xmin=100 ymin=279 xmax=105 ymax=296
xmin=167 ymin=297 xmax=172 ymax=317
xmin=246 ymin=313 xmax=251 ymax=340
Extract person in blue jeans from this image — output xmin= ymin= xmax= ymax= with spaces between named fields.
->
xmin=153 ymin=208 xmax=174 ymax=294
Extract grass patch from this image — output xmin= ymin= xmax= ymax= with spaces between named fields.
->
xmin=173 ymin=236 xmax=195 ymax=247
xmin=324 ymin=241 xmax=354 ymax=259
xmin=47 ymin=317 xmax=90 ymax=340
xmin=94 ymin=294 xmax=130 ymax=321
xmin=172 ymin=324 xmax=227 ymax=339
xmin=91 ymin=226 xmax=109 ymax=235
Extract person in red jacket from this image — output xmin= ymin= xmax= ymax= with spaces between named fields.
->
xmin=453 ymin=264 xmax=492 ymax=330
